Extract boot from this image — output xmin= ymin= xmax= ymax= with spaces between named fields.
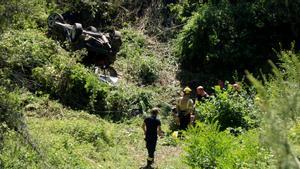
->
xmin=146 ymin=157 xmax=154 ymax=167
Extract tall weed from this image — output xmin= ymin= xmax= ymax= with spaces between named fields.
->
xmin=248 ymin=50 xmax=300 ymax=168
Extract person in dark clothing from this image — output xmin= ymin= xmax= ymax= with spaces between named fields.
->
xmin=142 ymin=108 xmax=164 ymax=168
xmin=196 ymin=85 xmax=209 ymax=102
xmin=217 ymin=80 xmax=226 ymax=90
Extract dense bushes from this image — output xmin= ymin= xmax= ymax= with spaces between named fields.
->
xmin=32 ymin=63 xmax=108 ymax=114
xmin=195 ymin=85 xmax=259 ymax=130
xmin=185 ymin=50 xmax=300 ymax=168
xmin=184 ymin=81 xmax=272 ymax=168
xmin=184 ymin=122 xmax=272 ymax=168
xmin=0 ymin=0 xmax=50 ymax=31
xmin=174 ymin=0 xmax=300 ymax=74
xmin=180 ymin=40 xmax=300 ymax=169
xmin=0 ymin=29 xmax=108 ymax=114
xmin=0 ymin=30 xmax=57 ymax=78
xmin=248 ymin=50 xmax=300 ymax=168
xmin=106 ymin=85 xmax=154 ymax=120
xmin=0 ymin=0 xmax=123 ymax=32
xmin=51 ymin=0 xmax=122 ymax=30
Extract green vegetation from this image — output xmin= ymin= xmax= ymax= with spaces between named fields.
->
xmin=183 ymin=50 xmax=300 ymax=169
xmin=173 ymin=0 xmax=300 ymax=77
xmin=0 ymin=91 xmax=187 ymax=168
xmin=115 ymin=28 xmax=161 ymax=85
xmin=0 ymin=88 xmax=23 ymax=155
xmin=1 ymin=0 xmax=300 ymax=168
xmin=195 ymin=85 xmax=259 ymax=130
xmin=184 ymin=122 xmax=272 ymax=168
xmin=248 ymin=50 xmax=300 ymax=168
xmin=0 ymin=0 xmax=49 ymax=31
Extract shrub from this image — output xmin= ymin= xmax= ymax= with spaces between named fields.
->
xmin=0 ymin=29 xmax=75 ymax=92
xmin=0 ymin=87 xmax=23 ymax=141
xmin=0 ymin=0 xmax=51 ymax=31
xmin=117 ymin=28 xmax=146 ymax=59
xmin=106 ymin=85 xmax=154 ymax=121
xmin=120 ymin=53 xmax=160 ymax=85
xmin=174 ymin=0 xmax=300 ymax=75
xmin=115 ymin=28 xmax=161 ymax=85
xmin=184 ymin=122 xmax=272 ymax=169
xmin=138 ymin=57 xmax=160 ymax=84
xmin=195 ymin=85 xmax=259 ymax=130
xmin=52 ymin=0 xmax=122 ymax=29
xmin=289 ymin=123 xmax=300 ymax=159
xmin=0 ymin=29 xmax=108 ymax=114
xmin=170 ymin=0 xmax=207 ymax=23
xmin=32 ymin=62 xmax=109 ymax=114
xmin=0 ymin=130 xmax=43 ymax=168
xmin=0 ymin=30 xmax=59 ymax=78
xmin=248 ymin=50 xmax=300 ymax=168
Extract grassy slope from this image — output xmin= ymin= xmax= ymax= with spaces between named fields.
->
xmin=1 ymin=96 xmax=187 ymax=168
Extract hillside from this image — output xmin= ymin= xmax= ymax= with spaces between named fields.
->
xmin=1 ymin=94 xmax=186 ymax=168
xmin=1 ymin=0 xmax=300 ymax=169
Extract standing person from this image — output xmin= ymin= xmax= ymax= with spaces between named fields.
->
xmin=176 ymin=87 xmax=194 ymax=130
xmin=142 ymin=108 xmax=164 ymax=168
xmin=232 ymin=83 xmax=241 ymax=92
xmin=196 ymin=85 xmax=209 ymax=102
xmin=218 ymin=80 xmax=226 ymax=90
xmin=195 ymin=86 xmax=209 ymax=122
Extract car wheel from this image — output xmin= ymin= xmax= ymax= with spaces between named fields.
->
xmin=48 ymin=13 xmax=64 ymax=29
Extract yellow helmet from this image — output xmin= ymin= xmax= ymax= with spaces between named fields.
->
xmin=183 ymin=86 xmax=192 ymax=94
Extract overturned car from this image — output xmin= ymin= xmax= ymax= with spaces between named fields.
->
xmin=47 ymin=13 xmax=122 ymax=83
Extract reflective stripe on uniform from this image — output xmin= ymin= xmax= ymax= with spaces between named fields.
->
xmin=178 ymin=98 xmax=193 ymax=112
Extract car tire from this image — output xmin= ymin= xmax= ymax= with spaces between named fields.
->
xmin=48 ymin=13 xmax=64 ymax=28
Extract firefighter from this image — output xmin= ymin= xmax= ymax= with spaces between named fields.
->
xmin=176 ymin=87 xmax=194 ymax=130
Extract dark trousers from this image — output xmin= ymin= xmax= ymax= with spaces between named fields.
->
xmin=179 ymin=113 xmax=190 ymax=130
xmin=145 ymin=138 xmax=157 ymax=165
